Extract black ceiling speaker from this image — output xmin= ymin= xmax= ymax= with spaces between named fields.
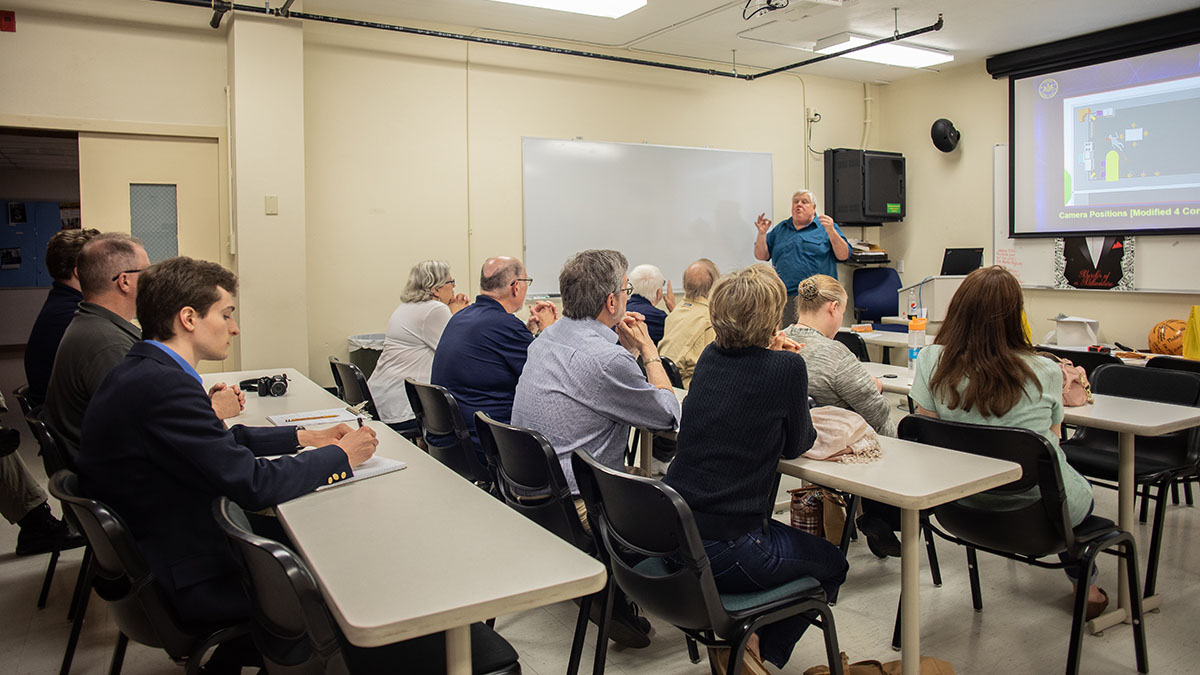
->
xmin=931 ymin=118 xmax=960 ymax=152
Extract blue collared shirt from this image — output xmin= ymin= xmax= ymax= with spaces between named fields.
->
xmin=765 ymin=216 xmax=849 ymax=293
xmin=144 ymin=340 xmax=203 ymax=384
xmin=512 ymin=317 xmax=680 ymax=494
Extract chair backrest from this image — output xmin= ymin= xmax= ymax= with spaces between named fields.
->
xmin=1079 ymin=364 xmax=1200 ymax=464
xmin=404 ymin=378 xmax=491 ymax=484
xmin=571 ymin=450 xmax=735 ymax=636
xmin=1037 ymin=346 xmax=1121 ymax=377
xmin=832 ymin=332 xmax=870 ymax=363
xmin=897 ymin=415 xmax=1076 ymax=558
xmin=12 ymin=384 xmax=34 ymax=417
xmin=1146 ymin=355 xmax=1200 ymax=375
xmin=214 ymin=498 xmax=348 ymax=675
xmin=658 ymin=355 xmax=685 ymax=389
xmin=328 ymin=357 xmax=377 ymax=420
xmin=48 ymin=471 xmax=200 ymax=659
xmin=25 ymin=413 xmax=76 ymax=476
xmin=475 ymin=412 xmax=592 ymax=552
xmin=851 ymin=267 xmax=902 ymax=323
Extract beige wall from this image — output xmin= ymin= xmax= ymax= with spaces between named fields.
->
xmin=301 ymin=22 xmax=869 ymax=384
xmin=875 ymin=62 xmax=1199 ymax=347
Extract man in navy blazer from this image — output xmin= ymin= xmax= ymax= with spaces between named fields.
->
xmin=77 ymin=257 xmax=378 ymax=672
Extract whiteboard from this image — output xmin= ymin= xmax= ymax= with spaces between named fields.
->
xmin=993 ymin=144 xmax=1200 ymax=293
xmin=522 ymin=138 xmax=770 ymax=296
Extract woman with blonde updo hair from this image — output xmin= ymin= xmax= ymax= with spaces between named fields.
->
xmin=784 ymin=274 xmax=903 ymax=557
xmin=367 ymin=260 xmax=470 ymax=435
xmin=664 ymin=264 xmax=848 ymax=673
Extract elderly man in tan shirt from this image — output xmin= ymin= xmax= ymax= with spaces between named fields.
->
xmin=658 ymin=259 xmax=720 ymax=388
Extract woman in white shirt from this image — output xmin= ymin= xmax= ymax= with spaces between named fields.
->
xmin=368 ymin=260 xmax=469 ymax=435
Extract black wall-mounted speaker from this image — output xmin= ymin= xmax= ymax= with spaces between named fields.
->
xmin=931 ymin=118 xmax=960 ymax=152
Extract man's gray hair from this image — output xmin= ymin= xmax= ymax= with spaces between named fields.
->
xmin=77 ymin=232 xmax=144 ymax=296
xmin=628 ymin=264 xmax=664 ymax=299
xmin=399 ymin=260 xmax=452 ymax=303
xmin=683 ymin=258 xmax=720 ymax=300
xmin=480 ymin=258 xmax=523 ymax=292
xmin=560 ymin=249 xmax=628 ymax=319
xmin=794 ymin=189 xmax=816 ymax=206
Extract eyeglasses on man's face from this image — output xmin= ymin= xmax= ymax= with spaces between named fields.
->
xmin=616 ymin=281 xmax=634 ymax=297
xmin=111 ymin=268 xmax=147 ymax=282
xmin=511 ymin=277 xmax=534 ymax=287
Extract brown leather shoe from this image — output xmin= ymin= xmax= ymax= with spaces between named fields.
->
xmin=1085 ymin=587 xmax=1109 ymax=622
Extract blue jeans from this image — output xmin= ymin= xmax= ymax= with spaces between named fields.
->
xmin=702 ymin=521 xmax=848 ymax=668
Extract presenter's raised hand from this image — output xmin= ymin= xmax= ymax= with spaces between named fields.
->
xmin=755 ymin=213 xmax=772 ymax=235
xmin=768 ymin=331 xmax=804 ymax=353
xmin=335 ymin=425 xmax=379 ymax=468
xmin=818 ymin=214 xmax=836 ymax=229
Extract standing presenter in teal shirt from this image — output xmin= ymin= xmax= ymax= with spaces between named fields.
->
xmin=754 ymin=189 xmax=850 ymax=326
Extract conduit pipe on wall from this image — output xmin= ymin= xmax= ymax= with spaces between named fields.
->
xmin=150 ymin=0 xmax=943 ymax=81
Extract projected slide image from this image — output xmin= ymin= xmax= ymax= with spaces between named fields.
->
xmin=1064 ymin=75 xmax=1200 ymax=207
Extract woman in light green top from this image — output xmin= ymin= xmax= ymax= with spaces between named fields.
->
xmin=909 ymin=265 xmax=1105 ymax=615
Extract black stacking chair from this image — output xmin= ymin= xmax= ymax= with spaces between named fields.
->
xmin=1037 ymin=346 xmax=1122 ymax=377
xmin=833 ymin=331 xmax=870 ymax=363
xmin=571 ymin=451 xmax=843 ymax=675
xmin=1061 ymin=364 xmax=1200 ymax=598
xmin=13 ymin=384 xmax=35 ymax=416
xmin=475 ymin=413 xmax=611 ymax=675
xmin=48 ymin=471 xmax=248 ymax=675
xmin=213 ymin=498 xmax=520 ymax=675
xmin=625 ymin=356 xmax=683 ymax=466
xmin=898 ymin=415 xmax=1147 ymax=675
xmin=1146 ymin=356 xmax=1200 ymax=505
xmin=404 ymin=378 xmax=493 ymax=488
xmin=25 ymin=414 xmax=90 ymax=619
xmin=328 ymin=357 xmax=379 ymax=421
xmin=658 ymin=355 xmax=685 ymax=389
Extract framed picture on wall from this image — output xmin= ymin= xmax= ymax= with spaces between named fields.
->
xmin=7 ymin=202 xmax=27 ymax=225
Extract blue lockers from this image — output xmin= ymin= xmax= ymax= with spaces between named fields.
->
xmin=1 ymin=201 xmax=64 ymax=287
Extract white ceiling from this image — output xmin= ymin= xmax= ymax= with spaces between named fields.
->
xmin=303 ymin=0 xmax=1200 ymax=82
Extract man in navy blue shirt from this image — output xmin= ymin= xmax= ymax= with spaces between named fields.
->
xmin=23 ymin=228 xmax=100 ymax=406
xmin=625 ymin=264 xmax=675 ymax=345
xmin=754 ymin=190 xmax=850 ymax=326
xmin=431 ymin=256 xmax=558 ymax=457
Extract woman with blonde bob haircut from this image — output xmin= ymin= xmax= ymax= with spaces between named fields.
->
xmin=909 ymin=265 xmax=1106 ymax=618
xmin=665 ymin=264 xmax=848 ymax=674
xmin=368 ymin=260 xmax=469 ymax=435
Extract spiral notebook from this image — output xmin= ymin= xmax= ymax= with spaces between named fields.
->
xmin=316 ymin=454 xmax=406 ymax=491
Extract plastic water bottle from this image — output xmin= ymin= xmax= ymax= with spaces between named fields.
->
xmin=908 ymin=317 xmax=927 ymax=372
xmin=907 ymin=288 xmax=918 ymax=319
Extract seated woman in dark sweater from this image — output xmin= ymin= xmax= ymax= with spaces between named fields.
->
xmin=664 ymin=264 xmax=848 ymax=674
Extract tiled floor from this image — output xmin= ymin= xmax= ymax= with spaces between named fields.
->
xmin=2 ymin=361 xmax=1198 ymax=674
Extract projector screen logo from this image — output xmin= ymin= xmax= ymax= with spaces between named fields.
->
xmin=1039 ymin=79 xmax=1059 ymax=99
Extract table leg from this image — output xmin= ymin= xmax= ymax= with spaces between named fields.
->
xmin=900 ymin=508 xmax=920 ymax=675
xmin=640 ymin=428 xmax=653 ymax=473
xmin=1088 ymin=430 xmax=1164 ymax=633
xmin=446 ymin=625 xmax=472 ymax=675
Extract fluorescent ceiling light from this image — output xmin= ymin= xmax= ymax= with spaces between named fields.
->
xmin=815 ymin=32 xmax=953 ymax=69
xmin=487 ymin=0 xmax=646 ymax=19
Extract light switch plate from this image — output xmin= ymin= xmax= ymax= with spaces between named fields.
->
xmin=264 ymin=195 xmax=278 ymax=216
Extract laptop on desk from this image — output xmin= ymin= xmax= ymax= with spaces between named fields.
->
xmin=940 ymin=248 xmax=984 ymax=276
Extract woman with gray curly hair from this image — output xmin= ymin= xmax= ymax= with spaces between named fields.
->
xmin=367 ymin=260 xmax=469 ymax=435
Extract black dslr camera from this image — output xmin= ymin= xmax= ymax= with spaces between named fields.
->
xmin=239 ymin=373 xmax=289 ymax=397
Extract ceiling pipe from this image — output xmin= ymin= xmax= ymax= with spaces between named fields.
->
xmin=146 ymin=0 xmax=943 ymax=81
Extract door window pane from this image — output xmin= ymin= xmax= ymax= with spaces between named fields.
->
xmin=130 ymin=184 xmax=178 ymax=262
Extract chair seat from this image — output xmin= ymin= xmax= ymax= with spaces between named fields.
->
xmin=1062 ymin=441 xmax=1187 ymax=483
xmin=633 ymin=557 xmax=822 ymax=615
xmin=1071 ymin=514 xmax=1117 ymax=542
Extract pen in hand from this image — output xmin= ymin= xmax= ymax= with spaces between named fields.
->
xmin=356 ymin=417 xmax=364 ymax=429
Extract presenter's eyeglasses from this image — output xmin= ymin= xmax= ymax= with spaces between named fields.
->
xmin=111 ymin=268 xmax=148 ymax=282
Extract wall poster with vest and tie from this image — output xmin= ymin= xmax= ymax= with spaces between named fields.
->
xmin=1053 ymin=235 xmax=1135 ymax=290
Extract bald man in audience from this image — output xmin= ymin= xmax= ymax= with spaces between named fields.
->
xmin=658 ymin=258 xmax=720 ymax=388
xmin=625 ymin=263 xmax=674 ymax=344
xmin=431 ymin=256 xmax=558 ymax=458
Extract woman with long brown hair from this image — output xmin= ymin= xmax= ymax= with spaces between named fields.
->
xmin=908 ymin=266 xmax=1106 ymax=617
